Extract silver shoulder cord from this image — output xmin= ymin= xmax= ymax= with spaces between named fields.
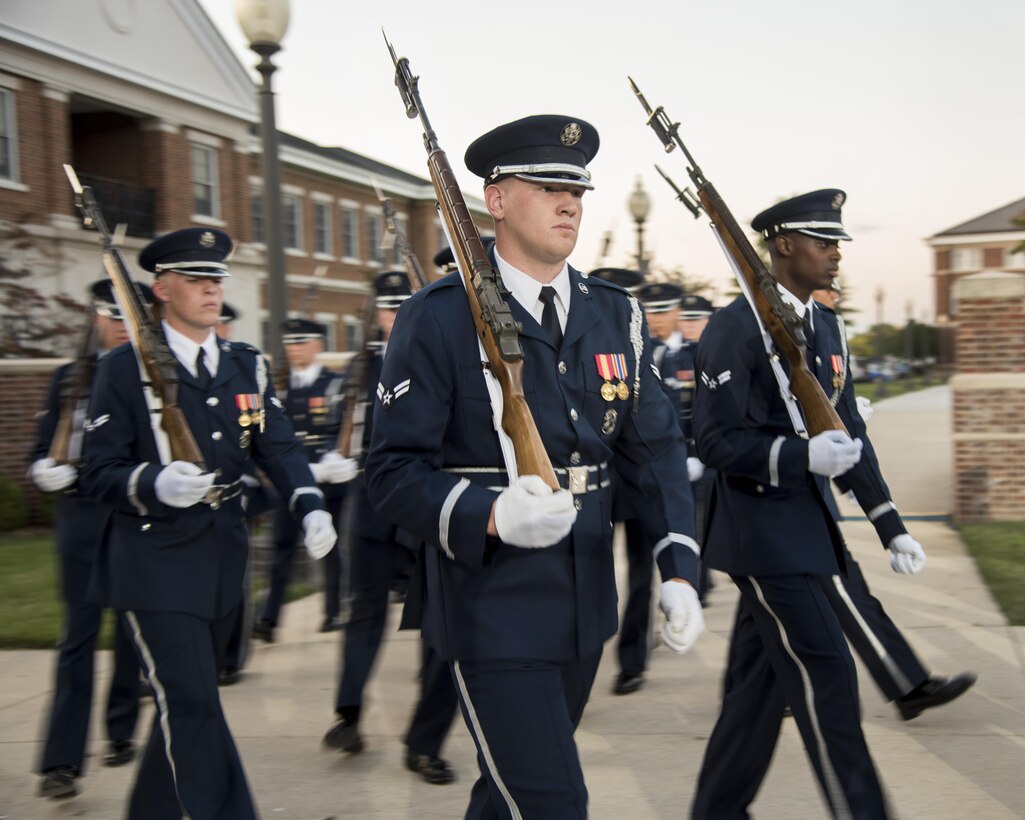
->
xmin=709 ymin=226 xmax=808 ymax=438
xmin=628 ymin=295 xmax=643 ymax=412
xmin=256 ymin=353 xmax=268 ymax=432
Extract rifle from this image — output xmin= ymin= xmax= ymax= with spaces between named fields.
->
xmin=48 ymin=316 xmax=98 ymax=464
xmin=628 ymin=80 xmax=846 ymax=438
xmin=385 ymin=33 xmax=558 ymax=488
xmin=63 ymin=164 xmax=207 ymax=467
xmin=335 ymin=274 xmax=379 ymax=459
xmin=373 ymin=177 xmax=429 ymax=292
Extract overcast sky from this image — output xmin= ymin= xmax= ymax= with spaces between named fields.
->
xmin=198 ymin=0 xmax=1023 ymax=332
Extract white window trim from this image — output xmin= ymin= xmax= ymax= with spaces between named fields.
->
xmin=189 ymin=142 xmax=220 ymax=220
xmin=312 ymin=200 xmax=334 ymax=258
xmin=0 ymin=87 xmax=21 ymax=185
xmin=185 ymin=129 xmax=223 ymax=148
xmin=282 ymin=192 xmax=304 ymax=252
xmin=340 ymin=203 xmax=361 ymax=264
xmin=311 ymin=191 xmax=333 ymax=203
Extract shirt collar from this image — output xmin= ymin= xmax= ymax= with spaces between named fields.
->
xmin=776 ymin=283 xmax=815 ymax=329
xmin=162 ymin=320 xmax=219 ymax=378
xmin=494 ymin=247 xmax=571 ymax=321
xmin=291 ymin=362 xmax=322 ymax=389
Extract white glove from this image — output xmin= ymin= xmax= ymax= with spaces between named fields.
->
xmin=302 ymin=509 xmax=337 ymax=559
xmin=889 ymin=534 xmax=926 ymax=575
xmin=154 ymin=461 xmax=216 ymax=508
xmin=310 ymin=452 xmax=358 ymax=484
xmin=856 ymin=395 xmax=875 ymax=424
xmin=659 ymin=581 xmax=704 ymax=654
xmin=494 ymin=475 xmax=577 ymax=548
xmin=29 ymin=458 xmax=77 ymax=493
xmin=687 ymin=457 xmax=706 ymax=482
xmin=808 ymin=430 xmax=863 ymax=477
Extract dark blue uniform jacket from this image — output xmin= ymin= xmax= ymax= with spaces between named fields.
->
xmin=284 ymin=366 xmax=346 ymax=501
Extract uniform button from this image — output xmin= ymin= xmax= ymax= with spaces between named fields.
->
xmin=755 ymin=484 xmax=764 ymax=494
xmin=558 ymin=361 xmax=567 ymax=375
xmin=141 ymin=523 xmax=151 ymax=532
xmin=573 ymin=497 xmax=583 ymax=511
xmin=206 ymin=397 xmax=219 ymax=407
xmin=211 ymin=431 xmax=223 ymax=441
xmin=570 ymin=451 xmax=581 ymax=465
xmin=570 ymin=409 xmax=578 ymax=422
xmin=815 ymin=356 xmax=822 ymax=365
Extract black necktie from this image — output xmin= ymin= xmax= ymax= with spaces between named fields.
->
xmin=196 ymin=348 xmax=212 ymax=390
xmin=802 ymin=312 xmax=815 ymax=350
xmin=538 ymin=287 xmax=563 ymax=348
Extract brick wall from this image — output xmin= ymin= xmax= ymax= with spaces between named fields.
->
xmin=951 ymin=271 xmax=1025 ymax=522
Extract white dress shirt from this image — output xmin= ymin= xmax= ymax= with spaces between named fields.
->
xmin=162 ymin=320 xmax=220 ymax=378
xmin=494 ymin=248 xmax=570 ymax=333
xmin=291 ymin=362 xmax=323 ymax=390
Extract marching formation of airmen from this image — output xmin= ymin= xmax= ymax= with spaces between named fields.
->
xmin=27 ymin=113 xmax=976 ymax=820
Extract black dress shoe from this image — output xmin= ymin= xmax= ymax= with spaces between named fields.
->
xmin=405 ymin=749 xmax=456 ymax=785
xmin=613 ymin=671 xmax=644 ymax=695
xmin=39 ymin=766 xmax=78 ymax=799
xmin=103 ymin=739 xmax=136 ymax=767
xmin=252 ymin=619 xmax=275 ymax=643
xmin=319 ymin=616 xmax=345 ymax=633
xmin=218 ymin=667 xmax=242 ymax=686
xmin=896 ymin=672 xmax=977 ymax=721
xmin=323 ymin=716 xmax=364 ymax=753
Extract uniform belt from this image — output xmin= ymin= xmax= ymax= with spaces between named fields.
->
xmin=443 ymin=462 xmax=610 ymax=495
xmin=203 ymin=478 xmax=245 ymax=509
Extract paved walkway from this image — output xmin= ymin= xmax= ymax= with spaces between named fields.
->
xmin=1 ymin=386 xmax=1023 ymax=818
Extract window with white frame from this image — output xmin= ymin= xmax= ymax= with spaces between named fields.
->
xmin=313 ymin=201 xmax=332 ymax=256
xmin=283 ymin=193 xmax=303 ymax=250
xmin=366 ymin=212 xmax=384 ymax=264
xmin=343 ymin=314 xmax=362 ymax=352
xmin=950 ymin=247 xmax=981 ymax=272
xmin=340 ymin=205 xmax=359 ymax=260
xmin=0 ymin=88 xmax=19 ymax=183
xmin=250 ymin=192 xmax=264 ymax=244
xmin=190 ymin=143 xmax=219 ymax=218
xmin=1006 ymin=249 xmax=1025 ymax=270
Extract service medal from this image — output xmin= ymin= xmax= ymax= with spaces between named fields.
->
xmin=600 ymin=382 xmax=616 ymax=402
xmin=601 ymin=408 xmax=617 ymax=435
xmin=239 ymin=412 xmax=252 ymax=428
xmin=595 ymin=353 xmax=630 ymax=402
xmin=616 ymin=382 xmax=630 ymax=401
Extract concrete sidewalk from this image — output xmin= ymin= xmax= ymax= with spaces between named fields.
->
xmin=1 ymin=385 xmax=1023 ymax=818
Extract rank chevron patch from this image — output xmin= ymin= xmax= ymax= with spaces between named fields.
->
xmin=377 ymin=378 xmax=411 ymax=408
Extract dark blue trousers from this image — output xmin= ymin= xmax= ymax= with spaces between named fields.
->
xmin=692 ymin=575 xmax=889 ymax=819
xmin=123 ymin=607 xmax=255 ymax=820
xmin=454 ymin=649 xmax=602 ymax=820
xmin=261 ymin=495 xmax=344 ymax=625
xmin=615 ymin=517 xmax=653 ymax=676
xmin=38 ymin=554 xmax=140 ymax=775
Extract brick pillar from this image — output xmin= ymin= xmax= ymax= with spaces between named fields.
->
xmin=41 ymin=85 xmax=76 ymax=226
xmin=951 ymin=271 xmax=1025 ymax=522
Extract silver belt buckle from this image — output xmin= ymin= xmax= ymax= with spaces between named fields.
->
xmin=567 ymin=466 xmax=589 ymax=495
xmin=204 ymin=484 xmax=224 ymax=509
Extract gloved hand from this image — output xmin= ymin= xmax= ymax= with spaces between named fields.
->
xmin=808 ymin=430 xmax=863 ymax=477
xmin=856 ymin=395 xmax=875 ymax=424
xmin=687 ymin=457 xmax=705 ymax=482
xmin=310 ymin=451 xmax=358 ymax=484
xmin=302 ymin=510 xmax=337 ymax=559
xmin=494 ymin=475 xmax=577 ymax=548
xmin=889 ymin=534 xmax=926 ymax=575
xmin=29 ymin=458 xmax=77 ymax=493
xmin=659 ymin=581 xmax=704 ymax=654
xmin=154 ymin=461 xmax=216 ymax=508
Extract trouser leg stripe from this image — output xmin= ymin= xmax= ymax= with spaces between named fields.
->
xmin=125 ymin=611 xmax=187 ymax=817
xmin=748 ymin=579 xmax=852 ymax=820
xmin=830 ymin=575 xmax=914 ymax=695
xmin=452 ymin=661 xmax=523 ymax=820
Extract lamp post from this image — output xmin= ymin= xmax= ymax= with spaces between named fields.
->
xmin=236 ymin=0 xmax=290 ymax=358
xmin=875 ymin=286 xmax=887 ymax=397
xmin=627 ymin=176 xmax=651 ymax=275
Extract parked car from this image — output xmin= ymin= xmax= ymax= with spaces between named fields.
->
xmin=849 ymin=355 xmax=868 ymax=383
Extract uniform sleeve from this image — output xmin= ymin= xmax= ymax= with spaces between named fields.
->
xmin=693 ymin=309 xmax=810 ymax=490
xmin=364 ymin=299 xmax=498 ymax=569
xmin=612 ymin=308 xmax=698 ymax=586
xmin=249 ymin=353 xmax=325 ymax=520
xmin=29 ymin=366 xmax=64 ymax=464
xmin=78 ymin=353 xmax=171 ymax=518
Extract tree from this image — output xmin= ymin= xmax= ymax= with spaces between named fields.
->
xmin=1012 ymin=208 xmax=1025 ymax=255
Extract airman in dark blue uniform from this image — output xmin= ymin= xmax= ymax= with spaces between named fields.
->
xmin=30 ymin=280 xmax=146 ymax=800
xmin=691 ymin=189 xmax=922 ymax=818
xmin=79 ymin=228 xmax=336 ymax=820
xmin=365 ymin=115 xmax=704 ymax=819
xmin=323 ymin=271 xmax=460 ymax=785
xmin=254 ymin=318 xmax=355 ymax=641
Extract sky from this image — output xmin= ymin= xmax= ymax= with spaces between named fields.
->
xmin=197 ymin=0 xmax=1024 ymax=333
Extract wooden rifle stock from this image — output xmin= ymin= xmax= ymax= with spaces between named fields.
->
xmin=384 ymin=32 xmax=557 ymax=488
xmin=49 ymin=317 xmax=97 ymax=464
xmin=629 ymin=82 xmax=845 ymax=438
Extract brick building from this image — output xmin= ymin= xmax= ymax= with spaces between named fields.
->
xmin=0 ymin=0 xmax=488 ymax=517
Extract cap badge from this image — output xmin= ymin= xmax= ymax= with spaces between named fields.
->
xmin=831 ymin=192 xmax=845 ymax=210
xmin=200 ymin=231 xmax=216 ymax=248
xmin=560 ymin=123 xmax=582 ymax=146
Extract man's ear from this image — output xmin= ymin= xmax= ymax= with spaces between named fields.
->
xmin=150 ymin=277 xmax=171 ymax=303
xmin=484 ymin=183 xmax=504 ymax=221
xmin=774 ymin=234 xmax=793 ymax=258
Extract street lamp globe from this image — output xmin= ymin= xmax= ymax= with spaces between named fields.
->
xmin=236 ymin=0 xmax=290 ymax=48
xmin=628 ymin=176 xmax=651 ymax=224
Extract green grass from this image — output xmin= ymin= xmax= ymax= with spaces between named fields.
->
xmin=0 ymin=531 xmax=315 ymax=648
xmin=855 ymin=375 xmax=946 ymax=403
xmin=958 ymin=521 xmax=1025 ymax=625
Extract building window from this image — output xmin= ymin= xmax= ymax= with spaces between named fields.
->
xmin=283 ymin=193 xmax=303 ymax=250
xmin=313 ymin=201 xmax=332 ymax=256
xmin=366 ymin=212 xmax=384 ymax=265
xmin=341 ymin=206 xmax=359 ymax=260
xmin=0 ymin=88 xmax=18 ymax=182
xmin=950 ymin=247 xmax=980 ymax=272
xmin=1008 ymin=250 xmax=1025 ymax=270
xmin=190 ymin=144 xmax=219 ymax=218
xmin=343 ymin=314 xmax=362 ymax=352
xmin=250 ymin=192 xmax=264 ymax=244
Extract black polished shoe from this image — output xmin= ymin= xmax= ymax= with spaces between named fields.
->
xmin=103 ymin=739 xmax=136 ymax=767
xmin=218 ymin=667 xmax=242 ymax=687
xmin=323 ymin=716 xmax=364 ymax=753
xmin=319 ymin=616 xmax=345 ymax=633
xmin=38 ymin=766 xmax=78 ymax=799
xmin=405 ymin=749 xmax=455 ymax=785
xmin=252 ymin=619 xmax=275 ymax=643
xmin=613 ymin=671 xmax=644 ymax=696
xmin=896 ymin=672 xmax=977 ymax=721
